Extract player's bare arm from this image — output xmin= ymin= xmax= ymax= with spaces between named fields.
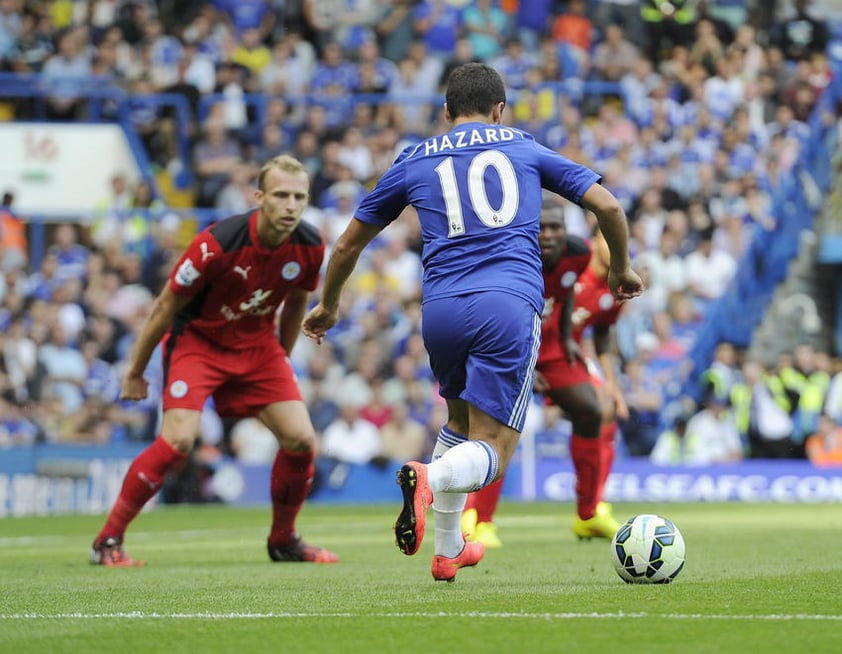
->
xmin=303 ymin=218 xmax=382 ymax=342
xmin=120 ymin=285 xmax=191 ymax=401
xmin=279 ymin=287 xmax=309 ymax=355
xmin=579 ymin=184 xmax=644 ymax=301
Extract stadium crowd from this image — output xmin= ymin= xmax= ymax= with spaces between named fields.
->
xmin=1 ymin=0 xmax=841 ymax=474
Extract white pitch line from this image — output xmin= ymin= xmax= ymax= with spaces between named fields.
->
xmin=1 ymin=612 xmax=841 ymax=621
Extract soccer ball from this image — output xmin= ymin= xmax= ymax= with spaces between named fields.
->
xmin=610 ymin=514 xmax=685 ymax=584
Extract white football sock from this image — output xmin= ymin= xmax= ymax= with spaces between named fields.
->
xmin=429 ymin=428 xmax=500 ymax=558
xmin=431 ymin=426 xmax=468 ymax=558
xmin=428 ymin=439 xmax=499 ymax=493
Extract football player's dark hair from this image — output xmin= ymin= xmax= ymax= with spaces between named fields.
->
xmin=445 ymin=63 xmax=506 ymax=120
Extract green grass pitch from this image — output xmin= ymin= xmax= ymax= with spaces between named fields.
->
xmin=1 ymin=501 xmax=841 ymax=653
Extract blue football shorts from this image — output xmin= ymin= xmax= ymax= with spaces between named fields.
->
xmin=421 ymin=291 xmax=541 ymax=432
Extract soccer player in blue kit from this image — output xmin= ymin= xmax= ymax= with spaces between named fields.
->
xmin=303 ymin=63 xmax=643 ymax=581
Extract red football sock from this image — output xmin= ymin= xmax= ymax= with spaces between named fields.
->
xmin=465 ymin=477 xmax=504 ymax=523
xmin=97 ymin=436 xmax=187 ymax=542
xmin=268 ymin=449 xmax=314 ymax=545
xmin=570 ymin=434 xmax=603 ymax=520
xmin=597 ymin=422 xmax=618 ymax=503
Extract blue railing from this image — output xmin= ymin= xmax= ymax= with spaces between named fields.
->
xmin=2 ymin=71 xmax=622 ymax=188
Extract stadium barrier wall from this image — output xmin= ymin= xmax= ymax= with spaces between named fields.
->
xmin=1 ymin=445 xmax=841 ymax=516
xmin=0 ymin=122 xmax=143 ymax=214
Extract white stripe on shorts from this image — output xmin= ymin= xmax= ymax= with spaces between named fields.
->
xmin=509 ymin=311 xmax=542 ymax=430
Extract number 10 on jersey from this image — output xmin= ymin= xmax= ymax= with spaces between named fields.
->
xmin=435 ymin=150 xmax=520 ymax=238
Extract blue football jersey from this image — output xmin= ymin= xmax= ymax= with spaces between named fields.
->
xmin=354 ymin=121 xmax=600 ymax=313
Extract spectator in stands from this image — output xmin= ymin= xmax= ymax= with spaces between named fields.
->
xmin=215 ymin=162 xmax=257 ymax=214
xmin=138 ymin=213 xmax=180 ymax=294
xmin=337 ymin=125 xmax=374 ymax=183
xmin=2 ymin=313 xmax=39 ymax=405
xmin=640 ymin=0 xmax=695 ymax=63
xmin=591 ymin=22 xmax=641 ymax=84
xmin=375 ymin=0 xmax=415 ymax=63
xmin=0 ymin=191 xmax=27 ymax=272
xmin=770 ymin=0 xmax=828 ymax=63
xmin=141 ymin=16 xmax=183 ymax=90
xmin=780 ymin=343 xmax=831 ymax=447
xmin=179 ymin=39 xmax=216 ymax=96
xmin=413 ymin=0 xmax=462 ymax=62
xmin=310 ymin=40 xmax=358 ymax=95
xmin=259 ymin=34 xmax=311 ymax=97
xmin=491 ymin=37 xmax=538 ymax=91
xmin=387 ymin=57 xmax=434 ymax=136
xmin=636 ymin=227 xmax=687 ymax=314
xmin=41 ymin=27 xmax=92 ymax=119
xmin=217 ymin=0 xmax=277 ymax=38
xmin=93 ymin=24 xmax=136 ymax=80
xmin=823 ymin=358 xmax=842 ymax=426
xmin=38 ymin=322 xmax=87 ymax=414
xmin=462 ymin=0 xmax=508 ymax=63
xmin=649 ymin=410 xmax=691 ymax=465
xmin=191 ymin=118 xmax=244 ymax=207
xmin=380 ymin=399 xmax=429 ymax=463
xmin=730 ymin=357 xmax=794 ymax=459
xmin=680 ymin=391 xmax=743 ymax=465
xmin=620 ymin=356 xmax=665 ymax=456
xmin=0 ymin=0 xmax=23 ymax=65
xmin=684 ymin=224 xmax=737 ymax=312
xmin=51 ymin=276 xmax=86 ymax=343
xmin=439 ymin=37 xmax=480 ymax=90
xmin=805 ymin=414 xmax=842 ymax=467
xmin=320 ymin=393 xmax=382 ymax=465
xmin=631 ymin=187 xmax=670 ymax=252
xmin=552 ymin=0 xmax=593 ymax=75
xmin=703 ymin=55 xmax=746 ymax=125
xmin=689 ymin=18 xmax=726 ymax=77
xmin=24 ymin=252 xmax=63 ymax=302
xmin=80 ymin=337 xmax=118 ymax=404
xmin=359 ymin=377 xmax=393 ymax=429
xmin=231 ymin=27 xmax=271 ymax=76
xmin=729 ymin=23 xmax=764 ymax=84
xmin=591 ymin=0 xmax=641 ymax=39
xmin=354 ymin=37 xmax=397 ymax=94
xmin=179 ymin=5 xmax=229 ymax=64
xmin=0 ymin=397 xmax=39 ymax=446
xmin=8 ymin=9 xmax=54 ymax=73
xmin=378 ymin=229 xmax=422 ymax=302
xmin=229 ymin=417 xmax=281 ymax=464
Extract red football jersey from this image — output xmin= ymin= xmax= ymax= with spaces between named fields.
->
xmin=538 ymin=235 xmax=591 ymax=365
xmin=168 ymin=211 xmax=324 ymax=351
xmin=571 ymin=264 xmax=622 ymax=343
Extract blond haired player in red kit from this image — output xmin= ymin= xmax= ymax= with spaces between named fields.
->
xmin=90 ymin=155 xmax=339 ymax=566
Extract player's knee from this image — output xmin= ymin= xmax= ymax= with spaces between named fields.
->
xmin=276 ymin=428 xmax=317 ymax=452
xmin=160 ymin=410 xmax=201 ymax=453
xmin=570 ymin=404 xmax=602 ymax=438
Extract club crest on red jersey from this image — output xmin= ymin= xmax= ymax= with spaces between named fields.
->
xmin=599 ymin=293 xmax=614 ymax=311
xmin=561 ymin=271 xmax=578 ymax=288
xmin=281 ymin=261 xmax=301 ymax=280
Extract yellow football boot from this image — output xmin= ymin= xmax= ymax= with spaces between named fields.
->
xmin=473 ymin=521 xmax=502 ymax=548
xmin=572 ymin=508 xmax=621 ymax=540
xmin=461 ymin=508 xmax=478 ymax=541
